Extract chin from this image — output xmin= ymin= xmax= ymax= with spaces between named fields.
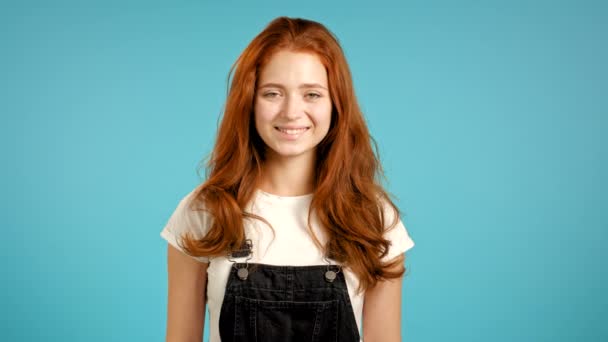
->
xmin=269 ymin=147 xmax=314 ymax=159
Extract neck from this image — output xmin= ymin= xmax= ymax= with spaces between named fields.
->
xmin=258 ymin=152 xmax=316 ymax=196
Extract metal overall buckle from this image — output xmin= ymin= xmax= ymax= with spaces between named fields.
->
xmin=323 ymin=255 xmax=342 ymax=283
xmin=227 ymin=239 xmax=253 ymax=281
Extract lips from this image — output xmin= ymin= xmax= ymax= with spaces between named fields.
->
xmin=275 ymin=126 xmax=310 ymax=135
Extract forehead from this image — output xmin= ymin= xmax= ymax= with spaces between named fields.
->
xmin=258 ymin=50 xmax=328 ymax=86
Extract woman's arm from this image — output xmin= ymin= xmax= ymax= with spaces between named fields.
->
xmin=362 ymin=253 xmax=406 ymax=342
xmin=165 ymin=244 xmax=209 ymax=342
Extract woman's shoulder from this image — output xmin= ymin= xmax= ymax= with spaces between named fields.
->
xmin=375 ymin=192 xmax=401 ymax=229
xmin=375 ymin=192 xmax=415 ymax=259
xmin=163 ymin=185 xmax=213 ymax=238
xmin=160 ymin=185 xmax=213 ymax=263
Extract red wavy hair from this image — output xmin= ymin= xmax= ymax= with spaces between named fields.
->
xmin=180 ymin=16 xmax=405 ymax=292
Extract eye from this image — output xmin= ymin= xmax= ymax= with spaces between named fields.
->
xmin=262 ymin=91 xmax=280 ymax=98
xmin=305 ymin=92 xmax=322 ymax=100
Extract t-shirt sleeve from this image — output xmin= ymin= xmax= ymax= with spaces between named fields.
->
xmin=380 ymin=199 xmax=415 ymax=263
xmin=160 ymin=188 xmax=212 ymax=263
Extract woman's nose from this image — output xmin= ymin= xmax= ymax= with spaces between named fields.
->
xmin=281 ymin=95 xmax=303 ymax=119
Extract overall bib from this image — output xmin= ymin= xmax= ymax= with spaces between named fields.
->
xmin=218 ymin=240 xmax=360 ymax=342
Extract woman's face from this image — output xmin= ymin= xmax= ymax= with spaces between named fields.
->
xmin=254 ymin=50 xmax=332 ymax=162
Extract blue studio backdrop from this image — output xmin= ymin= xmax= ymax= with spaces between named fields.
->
xmin=2 ymin=0 xmax=606 ymax=341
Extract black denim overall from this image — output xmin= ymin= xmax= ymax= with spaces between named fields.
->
xmin=218 ymin=240 xmax=360 ymax=342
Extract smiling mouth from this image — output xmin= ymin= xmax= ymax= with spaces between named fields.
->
xmin=275 ymin=127 xmax=310 ymax=135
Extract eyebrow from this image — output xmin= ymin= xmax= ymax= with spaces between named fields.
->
xmin=258 ymin=82 xmax=328 ymax=90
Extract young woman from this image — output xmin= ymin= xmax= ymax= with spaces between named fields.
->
xmin=161 ymin=16 xmax=415 ymax=342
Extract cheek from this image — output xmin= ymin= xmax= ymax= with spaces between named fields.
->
xmin=311 ymin=102 xmax=332 ymax=129
xmin=253 ymin=105 xmax=266 ymax=139
xmin=254 ymin=101 xmax=277 ymax=125
xmin=253 ymin=105 xmax=268 ymax=134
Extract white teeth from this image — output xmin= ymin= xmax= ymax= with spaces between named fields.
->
xmin=277 ymin=127 xmax=308 ymax=135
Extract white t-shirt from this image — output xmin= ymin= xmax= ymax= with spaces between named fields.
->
xmin=160 ymin=187 xmax=415 ymax=342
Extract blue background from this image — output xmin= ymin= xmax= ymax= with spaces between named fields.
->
xmin=2 ymin=0 xmax=606 ymax=341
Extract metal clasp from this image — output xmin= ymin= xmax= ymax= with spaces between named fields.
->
xmin=323 ymin=255 xmax=342 ymax=283
xmin=227 ymin=239 xmax=253 ymax=280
